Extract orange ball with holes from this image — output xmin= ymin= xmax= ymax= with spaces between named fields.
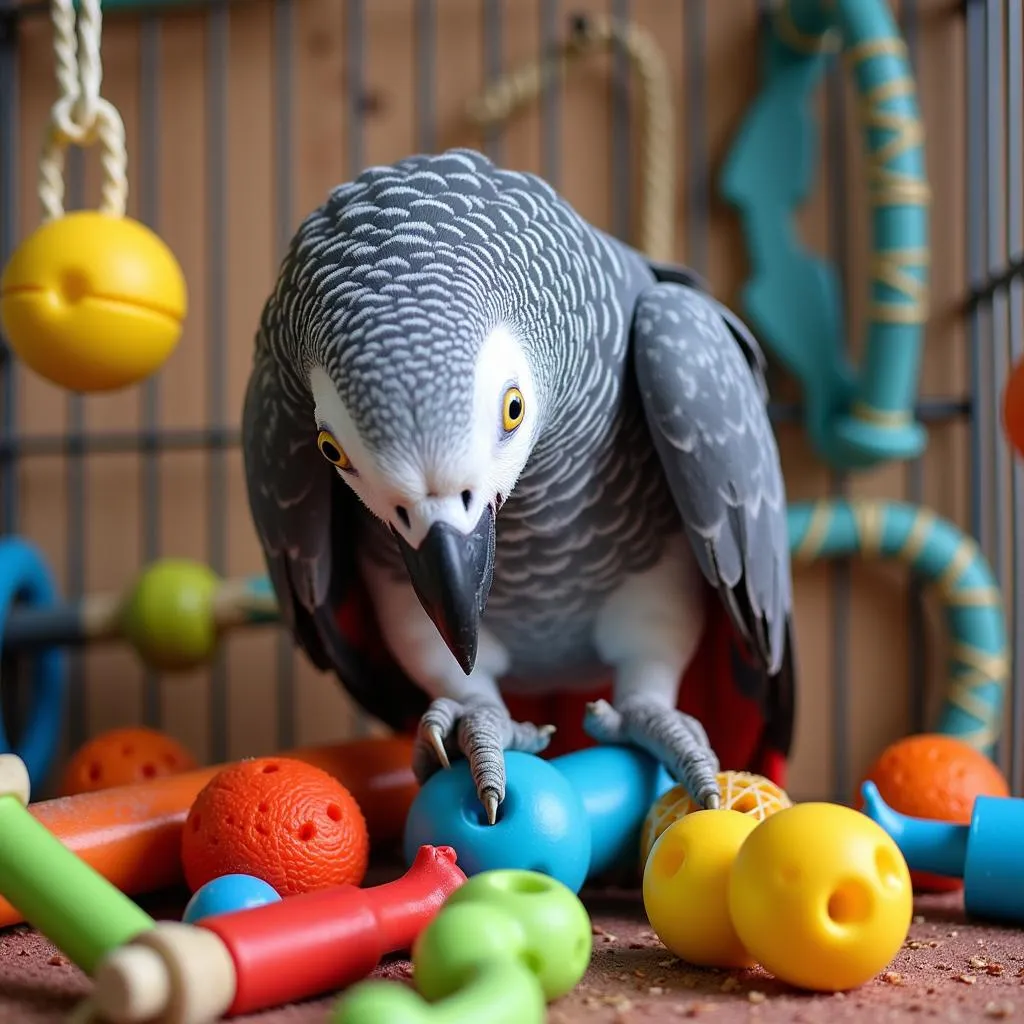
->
xmin=59 ymin=726 xmax=198 ymax=796
xmin=181 ymin=756 xmax=369 ymax=896
xmin=856 ymin=733 xmax=1009 ymax=892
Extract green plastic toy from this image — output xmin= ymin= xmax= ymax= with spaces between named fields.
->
xmin=119 ymin=558 xmax=223 ymax=672
xmin=0 ymin=754 xmax=155 ymax=975
xmin=331 ymin=869 xmax=592 ymax=1024
xmin=720 ymin=0 xmax=930 ymax=471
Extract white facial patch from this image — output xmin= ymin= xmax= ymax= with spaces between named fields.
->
xmin=465 ymin=323 xmax=538 ymax=500
xmin=308 ymin=325 xmax=538 ymax=547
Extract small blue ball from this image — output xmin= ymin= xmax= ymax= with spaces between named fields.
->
xmin=403 ymin=750 xmax=592 ymax=893
xmin=182 ymin=873 xmax=282 ymax=924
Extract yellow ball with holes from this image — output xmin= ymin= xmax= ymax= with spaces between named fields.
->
xmin=0 ymin=211 xmax=187 ymax=392
xmin=728 ymin=802 xmax=913 ymax=992
xmin=641 ymin=770 xmax=791 ymax=869
xmin=642 ymin=809 xmax=758 ymax=969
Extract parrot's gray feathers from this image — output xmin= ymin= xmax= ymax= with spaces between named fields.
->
xmin=242 ymin=147 xmax=798 ymax=781
xmin=631 ymin=279 xmax=792 ymax=676
xmin=242 ymin=339 xmax=427 ymax=727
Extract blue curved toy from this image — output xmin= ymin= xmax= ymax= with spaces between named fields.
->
xmin=720 ymin=0 xmax=930 ymax=471
xmin=0 ymin=537 xmax=66 ymax=789
xmin=861 ymin=781 xmax=1024 ymax=926
xmin=403 ymin=746 xmax=674 ymax=893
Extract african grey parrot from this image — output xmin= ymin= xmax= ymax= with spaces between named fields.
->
xmin=242 ymin=148 xmax=796 ymax=824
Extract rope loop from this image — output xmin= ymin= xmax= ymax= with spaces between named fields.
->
xmin=466 ymin=12 xmax=675 ymax=263
xmin=39 ymin=0 xmax=128 ymax=221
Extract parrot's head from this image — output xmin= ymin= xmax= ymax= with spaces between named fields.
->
xmin=278 ymin=148 xmax=600 ymax=676
xmin=309 ymin=316 xmax=545 ymax=676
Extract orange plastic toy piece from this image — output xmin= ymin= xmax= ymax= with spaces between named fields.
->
xmin=59 ymin=726 xmax=198 ymax=796
xmin=856 ymin=732 xmax=1009 ymax=892
xmin=0 ymin=737 xmax=414 ymax=930
xmin=182 ymin=757 xmax=370 ymax=896
xmin=1002 ymin=356 xmax=1024 ymax=459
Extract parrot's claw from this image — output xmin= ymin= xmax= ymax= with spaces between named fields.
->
xmin=483 ymin=790 xmax=500 ymax=826
xmin=412 ymin=696 xmax=556 ymax=824
xmin=424 ymin=724 xmax=451 ymax=769
xmin=583 ymin=694 xmax=722 ymax=809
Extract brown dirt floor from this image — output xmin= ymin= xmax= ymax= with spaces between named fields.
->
xmin=1 ymin=880 xmax=1022 ymax=1022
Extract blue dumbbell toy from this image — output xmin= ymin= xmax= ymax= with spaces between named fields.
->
xmin=861 ymin=780 xmax=1024 ymax=926
xmin=404 ymin=746 xmax=674 ymax=893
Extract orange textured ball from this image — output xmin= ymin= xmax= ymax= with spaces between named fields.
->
xmin=856 ymin=733 xmax=1009 ymax=892
xmin=60 ymin=726 xmax=198 ymax=796
xmin=181 ymin=756 xmax=369 ymax=896
xmin=1003 ymin=357 xmax=1024 ymax=459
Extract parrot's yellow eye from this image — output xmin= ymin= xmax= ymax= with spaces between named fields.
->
xmin=502 ymin=386 xmax=525 ymax=432
xmin=317 ymin=429 xmax=352 ymax=471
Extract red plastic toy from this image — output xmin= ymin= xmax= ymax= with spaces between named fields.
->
xmin=90 ymin=845 xmax=467 ymax=1022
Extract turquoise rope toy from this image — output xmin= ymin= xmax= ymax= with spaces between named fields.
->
xmin=788 ymin=500 xmax=1007 ymax=756
xmin=721 ymin=0 xmax=931 ymax=471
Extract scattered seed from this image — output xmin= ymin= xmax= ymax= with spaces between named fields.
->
xmin=971 ymin=957 xmax=990 ymax=969
xmin=599 ymin=994 xmax=633 ymax=1011
xmin=882 ymin=972 xmax=904 ymax=985
xmin=649 ymin=986 xmax=665 ymax=996
xmin=748 ymin=991 xmax=767 ymax=1004
xmin=988 ymin=964 xmax=1006 ymax=976
xmin=957 ymin=974 xmax=978 ymax=985
xmin=984 ymin=1002 xmax=1015 ymax=1019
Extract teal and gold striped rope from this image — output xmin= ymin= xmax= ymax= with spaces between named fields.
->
xmin=789 ymin=500 xmax=1008 ymax=755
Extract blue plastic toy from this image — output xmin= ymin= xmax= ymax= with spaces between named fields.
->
xmin=860 ymin=781 xmax=1023 ymax=926
xmin=403 ymin=746 xmax=674 ymax=894
xmin=0 ymin=537 xmax=67 ymax=790
xmin=720 ymin=0 xmax=930 ymax=471
xmin=181 ymin=873 xmax=282 ymax=924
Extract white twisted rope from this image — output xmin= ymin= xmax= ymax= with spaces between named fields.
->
xmin=40 ymin=0 xmax=128 ymax=221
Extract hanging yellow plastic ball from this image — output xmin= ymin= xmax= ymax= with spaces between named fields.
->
xmin=0 ymin=210 xmax=187 ymax=393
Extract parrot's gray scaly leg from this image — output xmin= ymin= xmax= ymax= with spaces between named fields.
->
xmin=412 ymin=697 xmax=556 ymax=824
xmin=589 ymin=533 xmax=722 ymax=809
xmin=583 ymin=696 xmax=721 ymax=809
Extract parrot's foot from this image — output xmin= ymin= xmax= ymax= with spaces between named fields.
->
xmin=412 ymin=696 xmax=556 ymax=824
xmin=583 ymin=695 xmax=722 ymax=809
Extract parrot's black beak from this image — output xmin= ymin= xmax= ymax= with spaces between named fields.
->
xmin=396 ymin=503 xmax=496 ymax=675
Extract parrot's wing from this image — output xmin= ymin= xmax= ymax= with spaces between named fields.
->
xmin=631 ymin=277 xmax=796 ymax=753
xmin=242 ymin=346 xmax=428 ymax=730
